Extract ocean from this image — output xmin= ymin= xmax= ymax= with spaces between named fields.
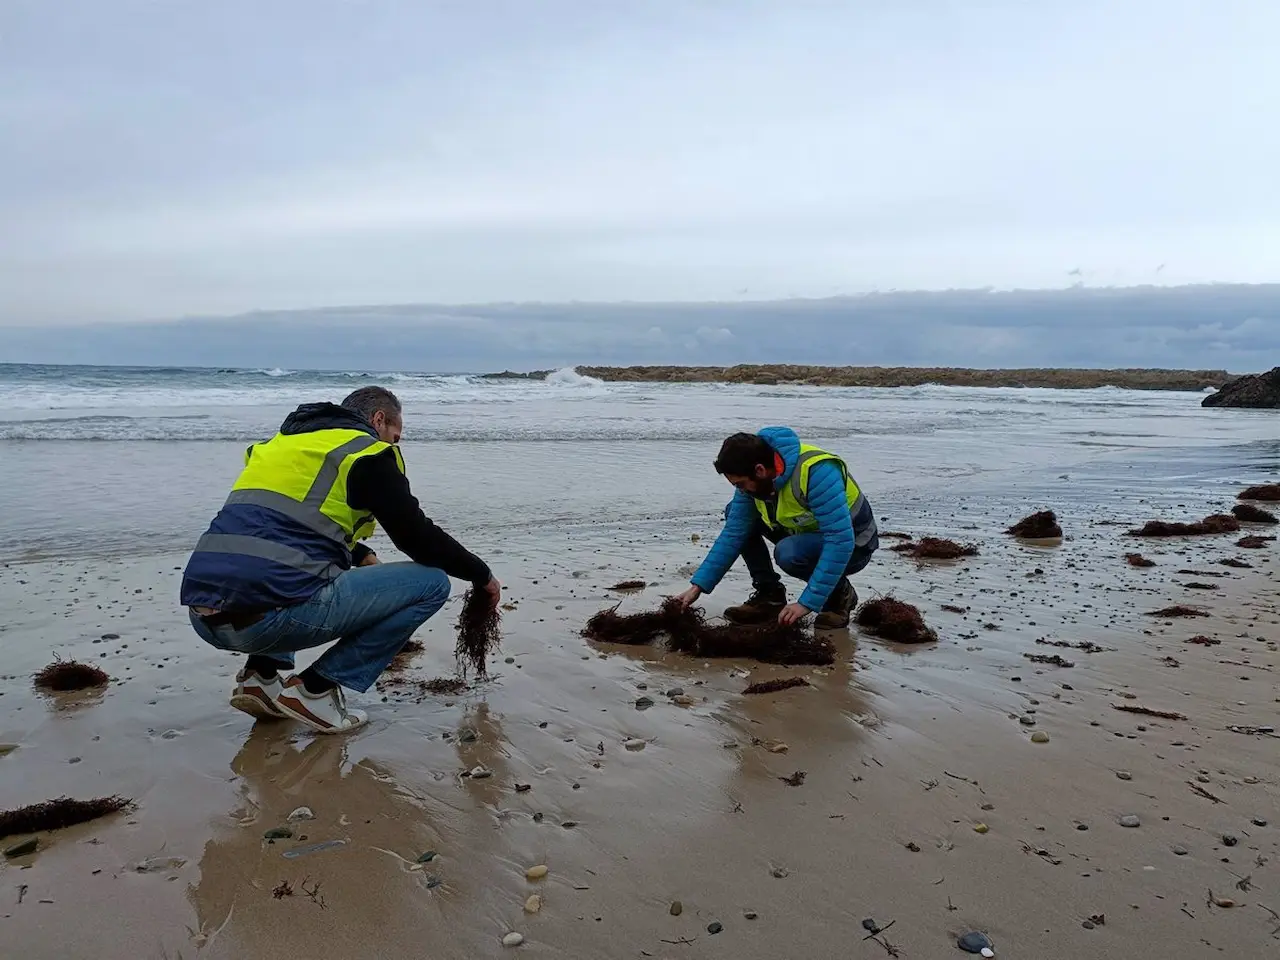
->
xmin=0 ymin=362 xmax=1274 ymax=563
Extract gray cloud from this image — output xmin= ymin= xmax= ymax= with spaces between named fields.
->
xmin=2 ymin=2 xmax=1278 ymax=327
xmin=3 ymin=285 xmax=1276 ymax=373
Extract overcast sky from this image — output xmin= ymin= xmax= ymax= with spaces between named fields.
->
xmin=2 ymin=1 xmax=1277 ymax=330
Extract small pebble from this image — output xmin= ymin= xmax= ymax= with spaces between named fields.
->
xmin=502 ymin=932 xmax=524 ymax=948
xmin=416 ymin=851 xmax=438 ymax=863
xmin=263 ymin=827 xmax=294 ymax=840
xmin=1223 ymin=835 xmax=1238 ymax=847
xmin=525 ymin=864 xmax=549 ymax=880
xmin=1119 ymin=815 xmax=1141 ymax=828
xmin=672 ymin=695 xmax=697 ymax=706
xmin=670 ymin=901 xmax=682 ymax=916
xmin=1082 ymin=920 xmax=1095 ymax=930
xmin=1077 ymin=823 xmax=1089 ymax=831
xmin=1116 ymin=771 xmax=1132 ymax=781
xmin=287 ymin=806 xmax=315 ymax=822
xmin=1172 ymin=845 xmax=1188 ymax=856
xmin=624 ymin=739 xmax=646 ymax=751
xmin=1030 ymin=731 xmax=1050 ymax=743
xmin=957 ymin=931 xmax=995 ymax=954
xmin=744 ymin=910 xmax=758 ymax=920
xmin=524 ymin=895 xmax=542 ymax=914
xmin=1019 ymin=716 xmax=1036 ymax=726
xmin=505 ymin=657 xmax=516 ymax=664
xmin=707 ymin=921 xmax=723 ymax=935
xmin=665 ymin=688 xmax=684 ymax=698
xmin=973 ymin=823 xmax=989 ymax=834
xmin=635 ymin=696 xmax=655 ymax=710
xmin=981 ymin=951 xmax=995 ymax=959
xmin=469 ymin=766 xmax=492 ymax=779
xmin=1252 ymin=818 xmax=1268 ymax=827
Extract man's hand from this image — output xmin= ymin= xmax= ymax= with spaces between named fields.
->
xmin=482 ymin=576 xmax=502 ymax=607
xmin=358 ymin=551 xmax=380 ymax=567
xmin=674 ymin=585 xmax=703 ymax=608
xmin=778 ymin=602 xmax=811 ymax=626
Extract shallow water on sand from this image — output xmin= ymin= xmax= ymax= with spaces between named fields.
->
xmin=1 ymin=365 xmax=1277 ymax=959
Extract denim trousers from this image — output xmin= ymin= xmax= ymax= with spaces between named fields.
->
xmin=189 ymin=561 xmax=452 ymax=692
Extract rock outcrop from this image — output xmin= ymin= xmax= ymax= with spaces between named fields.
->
xmin=1201 ymin=367 xmax=1280 ymax=408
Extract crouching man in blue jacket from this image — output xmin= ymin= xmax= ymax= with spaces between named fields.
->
xmin=675 ymin=427 xmax=879 ymax=629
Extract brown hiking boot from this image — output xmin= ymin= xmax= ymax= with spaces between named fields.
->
xmin=724 ymin=585 xmax=787 ymax=624
xmin=815 ymin=580 xmax=857 ymax=630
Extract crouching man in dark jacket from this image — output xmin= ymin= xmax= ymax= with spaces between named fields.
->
xmin=181 ymin=386 xmax=499 ymax=734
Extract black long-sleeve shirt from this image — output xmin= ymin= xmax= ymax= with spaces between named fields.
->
xmin=346 ymin=447 xmax=491 ymax=585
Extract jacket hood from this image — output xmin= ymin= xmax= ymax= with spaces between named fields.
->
xmin=757 ymin=426 xmax=803 ymax=491
xmin=279 ymin=402 xmax=377 ymax=437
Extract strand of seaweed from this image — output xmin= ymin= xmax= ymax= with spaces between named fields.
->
xmin=455 ymin=588 xmax=501 ymax=678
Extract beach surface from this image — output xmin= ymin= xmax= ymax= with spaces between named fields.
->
xmin=1 ymin=365 xmax=1277 ymax=958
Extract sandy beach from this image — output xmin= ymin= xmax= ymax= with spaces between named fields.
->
xmin=2 ymin=484 xmax=1277 ymax=959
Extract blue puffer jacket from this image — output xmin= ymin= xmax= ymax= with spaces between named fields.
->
xmin=691 ymin=426 xmax=862 ymax=611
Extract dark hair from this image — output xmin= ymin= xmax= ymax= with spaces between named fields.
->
xmin=714 ymin=432 xmax=773 ymax=476
xmin=341 ymin=386 xmax=402 ymax=424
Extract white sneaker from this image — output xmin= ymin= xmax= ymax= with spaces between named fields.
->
xmin=274 ymin=675 xmax=368 ymax=734
xmin=229 ymin=668 xmax=288 ymax=720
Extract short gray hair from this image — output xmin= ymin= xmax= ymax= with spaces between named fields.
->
xmin=341 ymin=386 xmax=402 ymax=424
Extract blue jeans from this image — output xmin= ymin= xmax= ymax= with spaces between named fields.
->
xmin=189 ymin=562 xmax=451 ymax=693
xmin=730 ymin=505 xmax=878 ymax=591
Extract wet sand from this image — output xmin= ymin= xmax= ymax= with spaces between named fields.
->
xmin=1 ymin=506 xmax=1277 ymax=959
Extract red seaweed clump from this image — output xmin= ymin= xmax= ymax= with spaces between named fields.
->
xmin=854 ymin=597 xmax=938 ymax=644
xmin=0 ymin=796 xmax=130 ymax=839
xmin=1147 ymin=605 xmax=1210 ymax=618
xmin=1231 ymin=503 xmax=1278 ymax=524
xmin=455 ymin=588 xmax=501 ymax=677
xmin=1237 ymin=535 xmax=1276 ymax=549
xmin=1007 ymin=511 xmax=1063 ymax=539
xmin=1238 ymin=483 xmax=1280 ymax=502
xmin=1127 ymin=514 xmax=1240 ymax=537
xmin=32 ymin=658 xmax=110 ymax=692
xmin=743 ymin=677 xmax=812 ymax=695
xmin=1125 ymin=553 xmax=1156 ymax=568
xmin=890 ymin=537 xmax=979 ymax=560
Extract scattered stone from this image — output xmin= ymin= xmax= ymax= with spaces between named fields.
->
xmin=1019 ymin=716 xmax=1036 ymax=726
xmin=1252 ymin=818 xmax=1268 ymax=827
xmin=1007 ymin=510 xmax=1062 ymax=538
xmin=665 ymin=687 xmax=685 ymax=698
xmin=502 ymin=932 xmax=524 ymax=948
xmin=287 ymin=806 xmax=314 ymax=822
xmin=707 ymin=921 xmax=723 ymax=935
xmin=973 ymin=823 xmax=989 ymax=834
xmin=765 ymin=740 xmax=789 ymax=754
xmin=1172 ymin=845 xmax=1188 ymax=856
xmin=525 ymin=864 xmax=549 ymax=880
xmin=515 ymin=783 xmax=532 ymax=793
xmin=905 ymin=841 xmax=921 ymax=852
xmin=744 ymin=910 xmax=758 ymax=920
xmin=1119 ymin=815 xmax=1140 ymax=828
xmin=1222 ymin=835 xmax=1238 ymax=847
xmin=524 ymin=895 xmax=542 ymax=914
xmin=670 ymin=900 xmax=683 ymax=916
xmin=672 ymin=695 xmax=697 ymax=706
xmin=0 ymin=744 xmax=18 ymax=757
xmin=1082 ymin=920 xmax=1095 ymax=930
xmin=1077 ymin=823 xmax=1089 ymax=831
xmin=469 ymin=765 xmax=493 ymax=779
xmin=635 ymin=696 xmax=655 ymax=710
xmin=1116 ymin=771 xmax=1132 ymax=780
xmin=263 ymin=827 xmax=294 ymax=840
xmin=416 ymin=851 xmax=438 ymax=863
xmin=4 ymin=837 xmax=38 ymax=858
xmin=1030 ymin=731 xmax=1050 ymax=743
xmin=624 ymin=739 xmax=646 ymax=751
xmin=957 ymin=931 xmax=995 ymax=954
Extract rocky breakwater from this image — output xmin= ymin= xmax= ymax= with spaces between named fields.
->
xmin=1201 ymin=366 xmax=1280 ymax=408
